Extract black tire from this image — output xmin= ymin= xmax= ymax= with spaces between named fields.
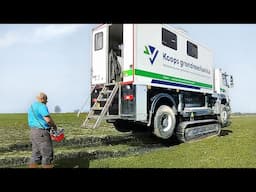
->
xmin=113 ymin=120 xmax=134 ymax=132
xmin=220 ymin=104 xmax=230 ymax=127
xmin=153 ymin=105 xmax=176 ymax=139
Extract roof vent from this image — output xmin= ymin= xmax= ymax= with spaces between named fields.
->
xmin=176 ymin=27 xmax=188 ymax=35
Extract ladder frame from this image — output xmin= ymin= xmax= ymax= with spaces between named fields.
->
xmin=81 ymin=83 xmax=120 ymax=128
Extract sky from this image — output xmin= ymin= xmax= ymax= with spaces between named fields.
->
xmin=0 ymin=24 xmax=254 ymax=113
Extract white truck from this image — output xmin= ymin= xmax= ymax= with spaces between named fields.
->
xmin=82 ymin=24 xmax=233 ymax=143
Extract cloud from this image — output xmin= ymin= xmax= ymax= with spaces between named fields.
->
xmin=34 ymin=24 xmax=84 ymax=41
xmin=0 ymin=24 xmax=84 ymax=48
xmin=0 ymin=31 xmax=19 ymax=48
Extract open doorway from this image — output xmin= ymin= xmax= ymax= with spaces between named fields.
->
xmin=108 ymin=24 xmax=123 ymax=83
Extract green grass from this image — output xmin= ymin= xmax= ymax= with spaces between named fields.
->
xmin=1 ymin=114 xmax=256 ymax=168
xmin=0 ymin=113 xmax=122 ymax=148
xmin=0 ymin=113 xmax=131 ymax=168
xmin=89 ymin=116 xmax=256 ymax=168
xmin=0 ymin=114 xmax=30 ymax=147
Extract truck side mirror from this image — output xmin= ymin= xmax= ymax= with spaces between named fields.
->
xmin=230 ymin=75 xmax=234 ymax=88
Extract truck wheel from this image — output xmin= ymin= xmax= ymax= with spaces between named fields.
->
xmin=153 ymin=105 xmax=176 ymax=139
xmin=220 ymin=104 xmax=229 ymax=127
xmin=113 ymin=120 xmax=133 ymax=132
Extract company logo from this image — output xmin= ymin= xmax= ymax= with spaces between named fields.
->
xmin=144 ymin=45 xmax=159 ymax=65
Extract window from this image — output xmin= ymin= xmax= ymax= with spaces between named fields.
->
xmin=162 ymin=28 xmax=177 ymax=50
xmin=95 ymin=32 xmax=103 ymax=51
xmin=187 ymin=41 xmax=198 ymax=59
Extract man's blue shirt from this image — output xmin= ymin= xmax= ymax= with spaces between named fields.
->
xmin=28 ymin=101 xmax=50 ymax=129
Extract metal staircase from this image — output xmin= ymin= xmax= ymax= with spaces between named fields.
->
xmin=81 ymin=83 xmax=120 ymax=129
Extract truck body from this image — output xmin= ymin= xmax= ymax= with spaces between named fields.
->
xmin=83 ymin=24 xmax=233 ymax=142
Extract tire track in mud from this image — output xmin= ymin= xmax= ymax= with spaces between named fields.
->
xmin=0 ymin=133 xmax=133 ymax=152
xmin=0 ymin=143 xmax=165 ymax=168
xmin=0 ymin=132 xmax=176 ymax=168
xmin=0 ymin=132 xmax=163 ymax=152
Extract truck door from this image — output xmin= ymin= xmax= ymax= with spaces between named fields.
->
xmin=92 ymin=25 xmax=109 ymax=85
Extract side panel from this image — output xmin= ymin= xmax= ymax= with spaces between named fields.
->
xmin=133 ymin=24 xmax=214 ymax=94
xmin=92 ymin=25 xmax=109 ymax=85
xmin=214 ymin=68 xmax=221 ymax=94
xmin=135 ymin=85 xmax=147 ymax=121
xmin=122 ymin=24 xmax=134 ymax=83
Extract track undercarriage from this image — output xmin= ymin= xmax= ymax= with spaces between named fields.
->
xmin=176 ymin=119 xmax=221 ymax=143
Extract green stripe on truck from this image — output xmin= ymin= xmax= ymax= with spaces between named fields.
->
xmin=123 ymin=69 xmax=212 ymax=89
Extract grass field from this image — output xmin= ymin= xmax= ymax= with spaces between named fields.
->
xmin=0 ymin=113 xmax=122 ymax=148
xmin=90 ymin=115 xmax=256 ymax=168
xmin=0 ymin=113 xmax=255 ymax=168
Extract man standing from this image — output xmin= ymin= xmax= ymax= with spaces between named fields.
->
xmin=28 ymin=92 xmax=57 ymax=168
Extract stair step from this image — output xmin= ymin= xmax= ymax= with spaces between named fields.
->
xmin=92 ymin=107 xmax=103 ymax=110
xmin=88 ymin=115 xmax=100 ymax=119
xmin=81 ymin=83 xmax=119 ymax=129
xmin=97 ymin=98 xmax=107 ymax=102
xmin=101 ymin=90 xmax=113 ymax=94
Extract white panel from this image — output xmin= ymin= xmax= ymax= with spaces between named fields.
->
xmin=92 ymin=25 xmax=109 ymax=85
xmin=123 ymin=24 xmax=134 ymax=82
xmin=136 ymin=85 xmax=147 ymax=121
xmin=134 ymin=24 xmax=214 ymax=94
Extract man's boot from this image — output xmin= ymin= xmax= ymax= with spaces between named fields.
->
xmin=28 ymin=163 xmax=39 ymax=168
xmin=42 ymin=164 xmax=54 ymax=168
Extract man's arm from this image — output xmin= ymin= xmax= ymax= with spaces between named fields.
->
xmin=44 ymin=116 xmax=57 ymax=130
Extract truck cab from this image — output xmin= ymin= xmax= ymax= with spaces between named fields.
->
xmin=214 ymin=68 xmax=234 ymax=127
